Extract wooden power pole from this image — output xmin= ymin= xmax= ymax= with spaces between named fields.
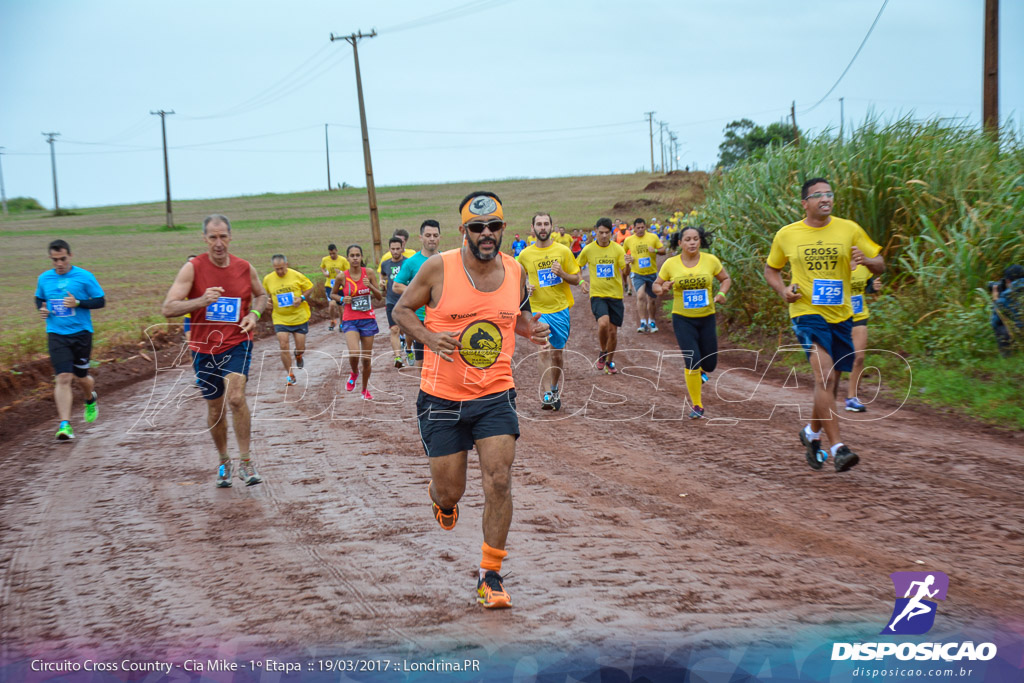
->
xmin=645 ymin=111 xmax=655 ymax=173
xmin=42 ymin=132 xmax=60 ymax=212
xmin=331 ymin=29 xmax=383 ymax=265
xmin=983 ymin=0 xmax=999 ymax=138
xmin=150 ymin=110 xmax=175 ymax=228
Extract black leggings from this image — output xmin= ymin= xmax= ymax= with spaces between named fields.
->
xmin=672 ymin=313 xmax=718 ymax=372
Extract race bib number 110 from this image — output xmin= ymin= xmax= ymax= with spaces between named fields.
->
xmin=206 ymin=297 xmax=242 ymax=322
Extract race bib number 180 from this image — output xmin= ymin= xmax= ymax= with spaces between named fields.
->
xmin=851 ymin=294 xmax=864 ymax=315
xmin=638 ymin=256 xmax=652 ymax=270
xmin=812 ymin=279 xmax=844 ymax=306
xmin=595 ymin=263 xmax=614 ymax=279
xmin=205 ymin=297 xmax=241 ymax=322
xmin=537 ymin=268 xmax=562 ymax=288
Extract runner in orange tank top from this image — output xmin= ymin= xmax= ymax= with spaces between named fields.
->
xmin=393 ymin=190 xmax=550 ymax=610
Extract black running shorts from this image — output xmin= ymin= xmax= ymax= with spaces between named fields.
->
xmin=48 ymin=331 xmax=93 ymax=377
xmin=416 ymin=389 xmax=519 ymax=458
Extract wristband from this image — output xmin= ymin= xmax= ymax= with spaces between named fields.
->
xmin=251 ymin=309 xmax=261 ymax=320
xmin=300 ymin=295 xmax=306 ymax=302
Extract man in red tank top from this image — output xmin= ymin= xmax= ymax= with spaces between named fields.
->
xmin=161 ymin=215 xmax=269 ymax=488
xmin=393 ymin=191 xmax=550 ymax=610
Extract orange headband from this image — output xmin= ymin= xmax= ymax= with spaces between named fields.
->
xmin=461 ymin=195 xmax=504 ymax=224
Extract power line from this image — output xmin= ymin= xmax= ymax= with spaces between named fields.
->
xmin=328 ymin=119 xmax=643 ymax=136
xmin=800 ymin=0 xmax=890 ymax=114
xmin=380 ymin=0 xmax=516 ymax=34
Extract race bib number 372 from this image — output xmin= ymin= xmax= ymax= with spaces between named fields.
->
xmin=206 ymin=297 xmax=242 ymax=322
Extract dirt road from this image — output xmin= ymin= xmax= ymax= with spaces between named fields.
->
xmin=2 ymin=293 xmax=1021 ymax=668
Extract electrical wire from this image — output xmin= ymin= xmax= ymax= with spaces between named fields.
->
xmin=379 ymin=0 xmax=517 ymax=34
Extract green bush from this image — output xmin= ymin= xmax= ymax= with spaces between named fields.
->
xmin=5 ymin=197 xmax=45 ymax=213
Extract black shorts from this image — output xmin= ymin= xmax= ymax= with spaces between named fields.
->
xmin=385 ymin=302 xmax=398 ymax=328
xmin=590 ymin=296 xmax=624 ymax=327
xmin=851 ymin=318 xmax=868 ymax=328
xmin=416 ymin=389 xmax=519 ymax=458
xmin=273 ymin=322 xmax=309 ymax=334
xmin=48 ymin=331 xmax=93 ymax=377
xmin=413 ymin=340 xmax=425 ymax=361
xmin=672 ymin=313 xmax=719 ymax=372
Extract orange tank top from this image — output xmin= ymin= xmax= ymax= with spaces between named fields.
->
xmin=420 ymin=249 xmax=522 ymax=401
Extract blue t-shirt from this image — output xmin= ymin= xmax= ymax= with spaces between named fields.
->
xmin=35 ymin=265 xmax=105 ymax=335
xmin=395 ymin=251 xmax=430 ymax=322
xmin=512 ymin=240 xmax=527 ymax=257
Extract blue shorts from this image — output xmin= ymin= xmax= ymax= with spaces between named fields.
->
xmin=192 ymin=341 xmax=252 ymax=400
xmin=341 ymin=318 xmax=379 ymax=337
xmin=539 ymin=308 xmax=571 ymax=349
xmin=631 ymin=272 xmax=657 ymax=296
xmin=791 ymin=314 xmax=855 ymax=373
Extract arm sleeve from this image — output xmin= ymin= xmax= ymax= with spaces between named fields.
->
xmin=35 ymin=296 xmax=46 ymax=309
xmin=77 ymin=296 xmax=106 ymax=310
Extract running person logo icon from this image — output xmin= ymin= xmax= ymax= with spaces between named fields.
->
xmin=881 ymin=571 xmax=949 ymax=635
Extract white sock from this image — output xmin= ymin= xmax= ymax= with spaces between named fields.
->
xmin=805 ymin=424 xmax=822 ymax=441
xmin=830 ymin=442 xmax=845 ymax=457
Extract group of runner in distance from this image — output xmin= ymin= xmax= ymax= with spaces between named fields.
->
xmin=34 ymin=179 xmax=884 ymax=609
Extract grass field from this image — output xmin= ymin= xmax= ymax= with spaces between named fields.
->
xmin=1 ymin=173 xmax=680 ymax=367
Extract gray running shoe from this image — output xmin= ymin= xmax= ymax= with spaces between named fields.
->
xmin=237 ymin=460 xmax=263 ymax=486
xmin=216 ymin=460 xmax=233 ymax=488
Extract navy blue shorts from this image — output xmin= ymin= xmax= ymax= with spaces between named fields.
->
xmin=192 ymin=341 xmax=252 ymax=400
xmin=417 ymin=389 xmax=519 ymax=458
xmin=341 ymin=318 xmax=379 ymax=337
xmin=274 ymin=322 xmax=309 ymax=334
xmin=791 ymin=314 xmax=855 ymax=373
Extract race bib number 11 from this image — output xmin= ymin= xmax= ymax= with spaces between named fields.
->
xmin=276 ymin=292 xmax=296 ymax=308
xmin=812 ymin=279 xmax=844 ymax=306
xmin=206 ymin=297 xmax=241 ymax=322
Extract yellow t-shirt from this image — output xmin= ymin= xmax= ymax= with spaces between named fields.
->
xmin=850 ymin=265 xmax=872 ymax=322
xmin=516 ymin=242 xmax=580 ymax=314
xmin=623 ymin=232 xmax=664 ymax=275
xmin=262 ymin=268 xmax=314 ymax=326
xmin=554 ymin=233 xmax=574 ymax=248
xmin=528 ymin=235 xmax=537 ymax=246
xmin=576 ymin=241 xmax=627 ymax=299
xmin=320 ymin=255 xmax=350 ymax=292
xmin=658 ymin=253 xmax=723 ymax=317
xmin=766 ymin=216 xmax=881 ymax=323
xmin=379 ymin=249 xmax=416 ymax=273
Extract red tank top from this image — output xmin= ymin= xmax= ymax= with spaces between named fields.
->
xmin=188 ymin=253 xmax=253 ymax=354
xmin=420 ymin=249 xmax=521 ymax=401
xmin=342 ymin=267 xmax=375 ymax=321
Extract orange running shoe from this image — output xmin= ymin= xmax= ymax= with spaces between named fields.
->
xmin=428 ymin=483 xmax=458 ymax=530
xmin=476 ymin=570 xmax=512 ymax=609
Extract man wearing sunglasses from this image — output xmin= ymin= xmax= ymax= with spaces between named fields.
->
xmin=764 ymin=178 xmax=884 ymax=474
xmin=393 ymin=191 xmax=549 ymax=610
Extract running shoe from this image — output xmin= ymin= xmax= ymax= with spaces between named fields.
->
xmin=799 ymin=428 xmax=828 ymax=470
xmin=328 ymin=322 xmax=335 ymax=331
xmin=394 ymin=355 xmax=404 ymax=368
xmin=83 ymin=392 xmax=98 ymax=423
xmin=689 ymin=405 xmax=705 ymax=419
xmin=399 ymin=333 xmax=406 ymax=345
xmin=844 ymin=397 xmax=867 ymax=412
xmin=285 ymin=374 xmax=296 ymax=386
xmin=637 ymin=322 xmax=648 ymax=333
xmin=542 ymin=391 xmax=557 ymax=410
xmin=605 ymin=361 xmax=618 ymax=375
xmin=834 ymin=445 xmax=860 ymax=472
xmin=701 ymin=371 xmax=709 ymax=384
xmin=55 ymin=421 xmax=75 ymax=441
xmin=346 ymin=371 xmax=358 ymax=391
xmin=237 ymin=460 xmax=263 ymax=486
xmin=295 ymin=353 xmax=304 ymax=369
xmin=407 ymin=349 xmax=416 ymax=366
xmin=362 ymin=389 xmax=373 ymax=401
xmin=429 ymin=484 xmax=459 ymax=530
xmin=216 ymin=460 xmax=233 ymax=488
xmin=596 ymin=355 xmax=606 ymax=371
xmin=648 ymin=321 xmax=659 ymax=333
xmin=477 ymin=570 xmax=512 ymax=609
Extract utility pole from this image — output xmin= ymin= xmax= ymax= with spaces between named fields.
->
xmin=669 ymin=133 xmax=678 ymax=171
xmin=790 ymin=101 xmax=800 ymax=147
xmin=839 ymin=97 xmax=845 ymax=143
xmin=645 ymin=111 xmax=655 ymax=173
xmin=331 ymin=29 xmax=383 ymax=265
xmin=658 ymin=121 xmax=666 ymax=173
xmin=983 ymin=0 xmax=999 ymax=138
xmin=42 ymin=132 xmax=60 ymax=212
xmin=325 ymin=123 xmax=332 ymax=191
xmin=0 ymin=147 xmax=8 ymax=216
xmin=150 ymin=110 xmax=175 ymax=228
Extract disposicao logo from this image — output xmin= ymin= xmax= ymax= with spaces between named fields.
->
xmin=831 ymin=571 xmax=998 ymax=662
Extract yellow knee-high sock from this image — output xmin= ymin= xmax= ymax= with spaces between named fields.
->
xmin=685 ymin=368 xmax=703 ymax=409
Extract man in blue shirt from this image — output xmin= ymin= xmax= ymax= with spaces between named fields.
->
xmin=392 ymin=219 xmax=441 ymax=367
xmin=35 ymin=239 xmax=106 ymax=441
xmin=511 ymin=233 xmax=527 ymax=257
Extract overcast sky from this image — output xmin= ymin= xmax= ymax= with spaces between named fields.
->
xmin=1 ymin=0 xmax=1021 ymax=209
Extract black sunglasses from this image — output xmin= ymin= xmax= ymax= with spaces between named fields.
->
xmin=465 ymin=220 xmax=504 ymax=234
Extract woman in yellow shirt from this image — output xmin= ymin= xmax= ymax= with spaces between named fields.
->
xmin=653 ymin=226 xmax=732 ymax=419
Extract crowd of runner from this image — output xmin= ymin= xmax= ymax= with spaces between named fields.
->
xmin=35 ymin=178 xmax=935 ymax=608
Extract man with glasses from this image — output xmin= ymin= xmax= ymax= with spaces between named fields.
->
xmin=764 ymin=178 xmax=884 ymax=473
xmin=394 ymin=191 xmax=549 ymax=609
